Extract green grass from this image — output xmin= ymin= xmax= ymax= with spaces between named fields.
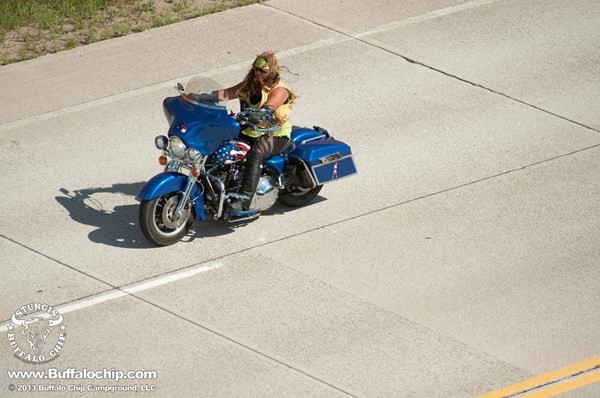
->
xmin=0 ymin=0 xmax=264 ymax=65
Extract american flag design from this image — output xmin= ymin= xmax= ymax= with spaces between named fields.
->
xmin=210 ymin=141 xmax=251 ymax=165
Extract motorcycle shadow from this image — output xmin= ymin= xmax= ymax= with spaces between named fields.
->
xmin=55 ymin=182 xmax=326 ymax=248
xmin=260 ymin=195 xmax=327 ymax=217
xmin=56 ymin=183 xmax=154 ymax=249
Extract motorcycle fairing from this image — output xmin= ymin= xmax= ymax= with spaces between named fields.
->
xmin=163 ymin=96 xmax=240 ymax=155
xmin=137 ymin=172 xmax=206 ymax=220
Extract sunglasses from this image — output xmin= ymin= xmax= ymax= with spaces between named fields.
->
xmin=253 ymin=67 xmax=269 ymax=74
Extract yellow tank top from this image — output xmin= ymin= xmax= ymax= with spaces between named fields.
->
xmin=236 ymin=81 xmax=293 ymax=138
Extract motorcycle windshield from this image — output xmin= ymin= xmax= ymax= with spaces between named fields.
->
xmin=183 ymin=76 xmax=220 ymax=96
xmin=165 ymin=77 xmax=240 ymax=155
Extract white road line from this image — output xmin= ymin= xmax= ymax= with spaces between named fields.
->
xmin=0 ymin=262 xmax=222 ymax=332
xmin=0 ymin=0 xmax=502 ymax=133
xmin=353 ymin=0 xmax=502 ymax=38
xmin=0 ymin=0 xmax=503 ymax=327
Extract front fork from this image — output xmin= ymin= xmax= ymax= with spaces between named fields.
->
xmin=168 ymin=157 xmax=231 ymax=221
xmin=201 ymin=173 xmax=227 ymax=219
xmin=163 ymin=159 xmax=188 ymax=219
xmin=165 ymin=159 xmax=181 ymax=173
xmin=174 ymin=173 xmax=196 ymax=219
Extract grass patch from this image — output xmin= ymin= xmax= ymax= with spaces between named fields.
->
xmin=0 ymin=0 xmax=264 ymax=65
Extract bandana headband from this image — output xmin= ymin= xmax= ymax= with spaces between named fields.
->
xmin=254 ymin=57 xmax=269 ymax=71
xmin=254 ymin=57 xmax=281 ymax=76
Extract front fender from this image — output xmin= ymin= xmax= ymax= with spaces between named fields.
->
xmin=137 ymin=172 xmax=205 ymax=220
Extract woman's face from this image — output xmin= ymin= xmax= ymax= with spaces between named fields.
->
xmin=253 ymin=66 xmax=269 ymax=84
xmin=252 ymin=56 xmax=275 ymax=86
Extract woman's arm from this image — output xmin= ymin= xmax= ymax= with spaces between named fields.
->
xmin=263 ymin=87 xmax=289 ymax=110
xmin=219 ymin=82 xmax=245 ymax=101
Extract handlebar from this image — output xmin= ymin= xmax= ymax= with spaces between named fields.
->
xmin=174 ymin=82 xmax=281 ymax=134
xmin=235 ymin=109 xmax=280 ymax=134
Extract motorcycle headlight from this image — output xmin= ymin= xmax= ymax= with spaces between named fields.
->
xmin=169 ymin=136 xmax=186 ymax=158
xmin=155 ymin=135 xmax=168 ymax=150
xmin=186 ymin=148 xmax=201 ymax=161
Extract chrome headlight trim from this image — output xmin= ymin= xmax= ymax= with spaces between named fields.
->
xmin=155 ymin=135 xmax=168 ymax=150
xmin=169 ymin=136 xmax=186 ymax=158
xmin=186 ymin=148 xmax=201 ymax=161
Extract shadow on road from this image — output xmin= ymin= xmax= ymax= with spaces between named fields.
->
xmin=55 ymin=182 xmax=325 ymax=249
xmin=56 ymin=183 xmax=153 ymax=249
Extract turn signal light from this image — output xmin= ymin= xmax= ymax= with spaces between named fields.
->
xmin=191 ymin=167 xmax=199 ymax=177
xmin=158 ymin=156 xmax=167 ymax=166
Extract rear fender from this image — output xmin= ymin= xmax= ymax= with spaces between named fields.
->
xmin=137 ymin=172 xmax=205 ymax=220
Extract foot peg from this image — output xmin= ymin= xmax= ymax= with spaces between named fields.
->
xmin=226 ymin=209 xmax=259 ymax=222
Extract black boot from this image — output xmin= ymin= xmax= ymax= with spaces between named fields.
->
xmin=229 ymin=158 xmax=262 ymax=212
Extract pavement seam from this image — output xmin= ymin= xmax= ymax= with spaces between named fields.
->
xmin=0 ymin=4 xmax=596 ymax=395
xmin=2 ymin=4 xmax=596 ymax=392
xmin=120 ymin=294 xmax=362 ymax=397
xmin=241 ymin=143 xmax=600 ymax=252
xmin=0 ymin=234 xmax=360 ymax=397
xmin=262 ymin=3 xmax=600 ymax=136
xmin=353 ymin=39 xmax=600 ymax=134
xmin=483 ymin=360 xmax=600 ymax=397
xmin=2 ymin=141 xmax=598 ymax=386
xmin=4 ymin=3 xmax=598 ymax=137
xmin=2 ymin=227 xmax=524 ymax=396
xmin=0 ymin=233 xmax=120 ymax=293
xmin=7 ymin=131 xmax=586 ymax=390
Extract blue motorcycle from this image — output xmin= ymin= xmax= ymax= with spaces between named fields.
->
xmin=138 ymin=79 xmax=357 ymax=246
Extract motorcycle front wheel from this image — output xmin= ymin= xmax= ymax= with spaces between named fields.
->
xmin=139 ymin=192 xmax=194 ymax=246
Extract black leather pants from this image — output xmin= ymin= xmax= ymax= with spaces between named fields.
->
xmin=238 ymin=134 xmax=292 ymax=202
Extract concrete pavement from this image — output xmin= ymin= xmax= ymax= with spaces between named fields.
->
xmin=1 ymin=0 xmax=599 ymax=396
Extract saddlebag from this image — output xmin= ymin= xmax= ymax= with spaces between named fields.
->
xmin=291 ymin=139 xmax=357 ymax=185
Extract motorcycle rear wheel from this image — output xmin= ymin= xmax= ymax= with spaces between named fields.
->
xmin=139 ymin=192 xmax=194 ymax=246
xmin=278 ymin=185 xmax=322 ymax=207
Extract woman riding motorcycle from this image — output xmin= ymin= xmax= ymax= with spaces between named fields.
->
xmin=192 ymin=51 xmax=297 ymax=213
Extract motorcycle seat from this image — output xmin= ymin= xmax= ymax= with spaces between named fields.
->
xmin=283 ymin=139 xmax=296 ymax=153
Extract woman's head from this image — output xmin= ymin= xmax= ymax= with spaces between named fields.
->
xmin=242 ymin=52 xmax=281 ymax=92
xmin=237 ymin=51 xmax=297 ymax=108
xmin=252 ymin=52 xmax=280 ymax=83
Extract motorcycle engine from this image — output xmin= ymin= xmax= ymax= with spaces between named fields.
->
xmin=250 ymin=175 xmax=278 ymax=211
